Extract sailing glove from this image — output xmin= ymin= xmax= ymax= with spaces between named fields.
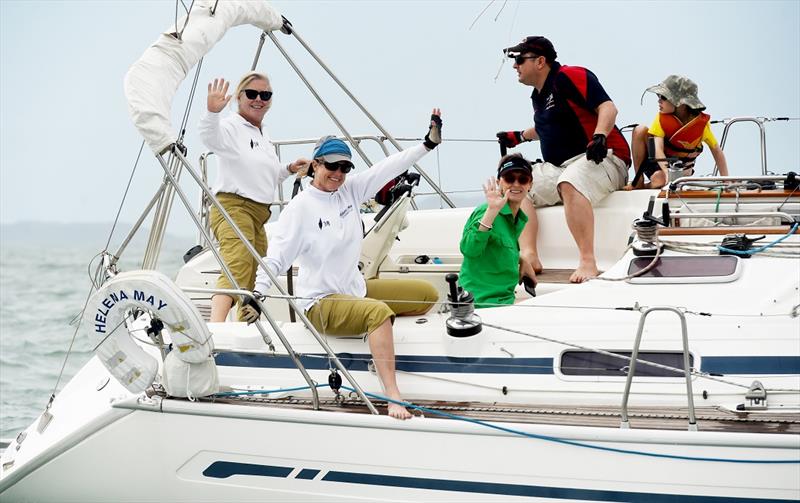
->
xmin=240 ymin=294 xmax=263 ymax=324
xmin=585 ymin=133 xmax=608 ymax=164
xmin=423 ymin=114 xmax=443 ymax=150
xmin=496 ymin=131 xmax=527 ymax=149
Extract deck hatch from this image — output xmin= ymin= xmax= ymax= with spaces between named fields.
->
xmin=627 ymin=255 xmax=741 ymax=283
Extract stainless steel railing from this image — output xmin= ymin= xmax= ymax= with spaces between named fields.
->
xmin=620 ymin=306 xmax=698 ymax=432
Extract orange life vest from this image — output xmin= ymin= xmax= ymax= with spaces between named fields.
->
xmin=659 ymin=112 xmax=710 ymax=161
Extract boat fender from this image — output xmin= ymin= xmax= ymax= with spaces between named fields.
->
xmin=163 ymin=351 xmax=218 ymax=399
xmin=84 ymin=270 xmax=214 ymax=393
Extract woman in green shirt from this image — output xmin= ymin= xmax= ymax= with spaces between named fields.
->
xmin=459 ymin=154 xmax=535 ymax=307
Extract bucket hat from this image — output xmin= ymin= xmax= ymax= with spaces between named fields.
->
xmin=644 ymin=75 xmax=705 ymax=110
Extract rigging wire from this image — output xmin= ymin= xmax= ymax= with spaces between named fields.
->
xmin=105 ymin=140 xmax=146 ymax=252
xmin=493 ymin=0 xmax=509 ymax=21
xmin=178 ymin=56 xmax=204 ymax=142
xmin=468 ymin=0 xmax=496 ymax=30
xmin=177 ymin=0 xmax=196 ymax=41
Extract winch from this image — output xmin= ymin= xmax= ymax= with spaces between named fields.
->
xmin=444 ymin=273 xmax=482 ymax=337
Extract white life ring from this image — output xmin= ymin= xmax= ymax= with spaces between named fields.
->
xmin=84 ymin=270 xmax=213 ymax=393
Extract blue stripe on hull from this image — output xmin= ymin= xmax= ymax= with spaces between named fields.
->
xmin=701 ymin=356 xmax=800 ymax=374
xmin=201 ymin=461 xmax=793 ymax=502
xmin=216 ymin=352 xmax=799 ymax=376
xmin=215 ymin=352 xmax=553 ymax=374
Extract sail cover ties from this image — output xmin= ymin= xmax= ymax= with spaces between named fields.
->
xmin=124 ymin=0 xmax=283 ymax=154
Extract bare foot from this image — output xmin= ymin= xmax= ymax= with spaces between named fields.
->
xmin=569 ymin=261 xmax=599 ymax=283
xmin=387 ymin=402 xmax=412 ymax=420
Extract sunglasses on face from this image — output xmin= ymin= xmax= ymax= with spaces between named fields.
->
xmin=242 ymin=89 xmax=273 ymax=101
xmin=500 ymin=171 xmax=532 ymax=185
xmin=513 ymin=54 xmax=541 ymax=66
xmin=322 ymin=161 xmax=354 ymax=174
xmin=657 ymin=94 xmax=668 ymax=101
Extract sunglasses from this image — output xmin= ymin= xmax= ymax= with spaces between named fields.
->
xmin=513 ymin=54 xmax=541 ymax=65
xmin=500 ymin=171 xmax=532 ymax=185
xmin=322 ymin=161 xmax=354 ymax=174
xmin=242 ymin=89 xmax=273 ymax=101
xmin=657 ymin=94 xmax=669 ymax=101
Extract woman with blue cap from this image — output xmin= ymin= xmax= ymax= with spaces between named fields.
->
xmin=253 ymin=109 xmax=442 ymax=419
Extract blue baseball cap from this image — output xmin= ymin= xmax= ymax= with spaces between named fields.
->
xmin=312 ymin=135 xmax=353 ymax=164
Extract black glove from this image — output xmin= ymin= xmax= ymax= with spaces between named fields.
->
xmin=586 ymin=133 xmax=607 ymax=164
xmin=240 ymin=294 xmax=263 ymax=324
xmin=280 ymin=16 xmax=293 ymax=35
xmin=496 ymin=131 xmax=526 ymax=149
xmin=423 ymin=113 xmax=443 ymax=150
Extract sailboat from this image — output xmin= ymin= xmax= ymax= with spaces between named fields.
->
xmin=1 ymin=1 xmax=798 ymax=501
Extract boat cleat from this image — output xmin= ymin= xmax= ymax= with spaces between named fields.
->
xmin=737 ymin=380 xmax=768 ymax=411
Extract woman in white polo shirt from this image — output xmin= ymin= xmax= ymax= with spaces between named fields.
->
xmin=254 ymin=110 xmax=442 ymax=419
xmin=199 ymin=72 xmax=308 ymax=322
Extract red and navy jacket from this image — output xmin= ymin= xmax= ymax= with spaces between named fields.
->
xmin=531 ymin=62 xmax=631 ymax=167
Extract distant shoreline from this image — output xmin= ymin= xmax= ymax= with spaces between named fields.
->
xmin=0 ymin=221 xmax=195 ymax=248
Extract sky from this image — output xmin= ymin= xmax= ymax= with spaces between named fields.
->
xmin=1 ymin=0 xmax=799 ymax=236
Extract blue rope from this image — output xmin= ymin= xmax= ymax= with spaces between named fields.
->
xmin=214 ymin=383 xmax=328 ymax=397
xmin=341 ymin=386 xmax=799 ymax=465
xmin=717 ymin=222 xmax=799 ymax=256
xmin=211 ymin=382 xmax=798 ymax=464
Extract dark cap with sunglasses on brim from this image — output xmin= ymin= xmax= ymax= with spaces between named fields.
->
xmin=497 ymin=154 xmax=533 ymax=179
xmin=503 ymin=36 xmax=557 ymax=62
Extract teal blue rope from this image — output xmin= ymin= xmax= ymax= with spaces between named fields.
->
xmin=341 ymin=386 xmax=799 ymax=465
xmin=214 ymin=383 xmax=328 ymax=397
xmin=210 ymin=381 xmax=798 ymax=464
xmin=717 ymin=223 xmax=799 ymax=256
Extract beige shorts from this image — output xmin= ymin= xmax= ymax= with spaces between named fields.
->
xmin=528 ymin=153 xmax=628 ymax=207
xmin=306 ymin=279 xmax=438 ymax=336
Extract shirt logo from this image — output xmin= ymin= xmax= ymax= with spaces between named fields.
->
xmin=544 ymin=93 xmax=555 ymax=110
xmin=250 ymin=139 xmax=260 ymax=149
xmin=318 ymin=218 xmax=331 ymax=229
xmin=339 ymin=205 xmax=353 ymax=218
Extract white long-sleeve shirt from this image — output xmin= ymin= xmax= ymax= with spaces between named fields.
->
xmin=255 ymin=144 xmax=429 ymax=311
xmin=198 ymin=110 xmax=291 ymax=204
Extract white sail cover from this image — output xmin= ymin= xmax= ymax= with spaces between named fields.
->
xmin=124 ymin=0 xmax=283 ymax=154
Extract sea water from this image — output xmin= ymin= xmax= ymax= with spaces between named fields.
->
xmin=0 ymin=242 xmax=189 ymax=439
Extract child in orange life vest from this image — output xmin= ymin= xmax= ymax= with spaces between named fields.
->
xmin=625 ymin=75 xmax=729 ymax=190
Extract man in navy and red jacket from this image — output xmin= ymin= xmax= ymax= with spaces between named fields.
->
xmin=497 ymin=36 xmax=631 ymax=283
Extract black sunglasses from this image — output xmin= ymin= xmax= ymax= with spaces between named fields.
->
xmin=500 ymin=171 xmax=532 ymax=185
xmin=322 ymin=161 xmax=354 ymax=174
xmin=242 ymin=89 xmax=273 ymax=101
xmin=513 ymin=54 xmax=541 ymax=65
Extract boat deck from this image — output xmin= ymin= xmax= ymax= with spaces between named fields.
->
xmin=204 ymin=395 xmax=800 ymax=434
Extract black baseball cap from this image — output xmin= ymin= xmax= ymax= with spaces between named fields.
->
xmin=497 ymin=155 xmax=533 ymax=178
xmin=504 ymin=36 xmax=557 ymax=62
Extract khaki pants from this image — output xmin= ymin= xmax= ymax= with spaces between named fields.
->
xmin=306 ymin=279 xmax=439 ymax=336
xmin=210 ymin=193 xmax=271 ymax=320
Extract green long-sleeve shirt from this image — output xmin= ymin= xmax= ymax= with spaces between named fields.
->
xmin=459 ymin=203 xmax=528 ymax=308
